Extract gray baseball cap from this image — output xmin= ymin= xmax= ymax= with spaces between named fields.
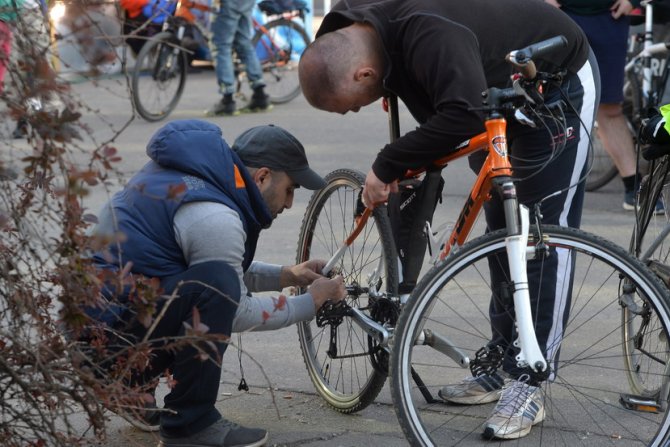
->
xmin=232 ymin=124 xmax=326 ymax=190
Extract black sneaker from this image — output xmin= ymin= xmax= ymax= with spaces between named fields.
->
xmin=158 ymin=417 xmax=268 ymax=447
xmin=208 ymin=94 xmax=239 ymax=116
xmin=245 ymin=87 xmax=271 ymax=112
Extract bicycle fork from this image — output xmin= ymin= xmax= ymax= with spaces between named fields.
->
xmin=500 ymin=181 xmax=548 ymax=373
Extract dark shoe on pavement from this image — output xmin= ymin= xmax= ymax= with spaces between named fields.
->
xmin=208 ymin=94 xmax=239 ymax=116
xmin=623 ymin=189 xmax=664 ymax=214
xmin=244 ymin=87 xmax=271 ymax=112
xmin=12 ymin=118 xmax=28 ymax=139
xmin=158 ymin=417 xmax=268 ymax=447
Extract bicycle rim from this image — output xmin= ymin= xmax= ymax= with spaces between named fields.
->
xmin=391 ymin=225 xmax=670 ymax=446
xmin=131 ymin=32 xmax=187 ymax=122
xmin=252 ymin=19 xmax=309 ymax=104
xmin=296 ymin=169 xmax=398 ymax=413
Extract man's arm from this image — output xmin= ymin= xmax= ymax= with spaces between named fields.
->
xmin=173 ymin=202 xmax=342 ymax=332
xmin=244 ymin=258 xmax=325 ymax=292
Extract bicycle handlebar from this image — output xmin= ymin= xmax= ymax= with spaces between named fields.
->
xmin=479 ymin=35 xmax=568 ymax=111
xmin=506 ymin=35 xmax=568 ymax=80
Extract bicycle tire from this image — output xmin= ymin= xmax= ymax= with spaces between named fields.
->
xmin=295 ymin=169 xmax=399 ymax=413
xmin=131 ymin=31 xmax=187 ymax=122
xmin=585 ymin=121 xmax=619 ymax=192
xmin=391 ymin=224 xmax=670 ymax=446
xmin=627 ymin=156 xmax=670 ymax=397
xmin=252 ymin=18 xmax=309 ymax=104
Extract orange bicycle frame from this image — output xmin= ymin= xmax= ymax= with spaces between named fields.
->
xmin=349 ymin=112 xmax=513 ymax=262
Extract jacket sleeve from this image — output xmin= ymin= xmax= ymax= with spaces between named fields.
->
xmin=173 ymin=201 xmax=317 ymax=332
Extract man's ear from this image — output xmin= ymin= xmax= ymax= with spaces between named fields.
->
xmin=253 ymin=167 xmax=272 ymax=189
xmin=354 ymin=66 xmax=377 ymax=82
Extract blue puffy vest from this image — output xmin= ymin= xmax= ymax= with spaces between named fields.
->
xmin=92 ymin=120 xmax=273 ymax=279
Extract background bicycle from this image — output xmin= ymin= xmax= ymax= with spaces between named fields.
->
xmin=294 ymin=38 xmax=670 ymax=446
xmin=126 ymin=0 xmax=310 ymax=121
xmin=587 ymin=0 xmax=670 ymax=192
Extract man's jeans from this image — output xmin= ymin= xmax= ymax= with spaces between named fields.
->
xmin=211 ymin=0 xmax=265 ymax=94
xmin=108 ymin=261 xmax=241 ymax=437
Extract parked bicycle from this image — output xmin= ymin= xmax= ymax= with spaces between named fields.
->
xmin=628 ymin=108 xmax=670 ymax=404
xmin=587 ymin=0 xmax=670 ymax=191
xmin=128 ymin=0 xmax=310 ymax=121
xmin=295 ymin=36 xmax=670 ymax=445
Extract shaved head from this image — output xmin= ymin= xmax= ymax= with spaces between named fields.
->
xmin=299 ymin=31 xmax=357 ymax=109
xmin=299 ymin=24 xmax=387 ymax=114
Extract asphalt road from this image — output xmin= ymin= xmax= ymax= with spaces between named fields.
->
xmin=2 ymin=69 xmax=639 ymax=447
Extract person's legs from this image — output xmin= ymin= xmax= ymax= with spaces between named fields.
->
xmin=443 ymin=54 xmax=598 ymax=440
xmin=121 ymin=261 xmax=241 ymax=435
xmin=568 ymin=11 xmax=644 ymax=210
xmin=480 ymin=55 xmax=596 ymax=440
xmin=211 ymin=4 xmax=240 ymax=94
xmin=210 ymin=3 xmax=242 ymax=115
xmin=126 ymin=261 xmax=268 ymax=446
xmin=113 ymin=261 xmax=258 ymax=440
xmin=233 ymin=1 xmax=264 ymax=88
xmin=597 ymin=103 xmax=636 ymax=177
xmin=234 ymin=4 xmax=270 ymax=111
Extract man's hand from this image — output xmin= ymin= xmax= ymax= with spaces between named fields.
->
xmin=309 ymin=275 xmax=346 ymax=310
xmin=362 ymin=169 xmax=398 ymax=208
xmin=280 ymin=259 xmax=326 ymax=288
xmin=611 ymin=0 xmax=633 ymax=19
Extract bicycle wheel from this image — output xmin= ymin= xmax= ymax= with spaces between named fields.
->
xmin=296 ymin=169 xmax=399 ymax=413
xmin=585 ymin=121 xmax=619 ymax=192
xmin=627 ymin=156 xmax=670 ymax=397
xmin=391 ymin=225 xmax=670 ymax=446
xmin=252 ymin=18 xmax=309 ymax=104
xmin=131 ymin=31 xmax=187 ymax=122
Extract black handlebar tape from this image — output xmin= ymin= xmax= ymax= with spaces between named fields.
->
xmin=509 ymin=35 xmax=568 ymax=65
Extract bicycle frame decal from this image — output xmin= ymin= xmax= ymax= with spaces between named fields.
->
xmin=492 ymin=135 xmax=507 ymax=157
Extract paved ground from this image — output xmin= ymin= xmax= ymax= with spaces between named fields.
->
xmin=1 ymin=70 xmax=639 ymax=447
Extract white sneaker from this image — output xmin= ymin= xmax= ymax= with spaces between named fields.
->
xmin=482 ymin=378 xmax=545 ymax=439
xmin=438 ymin=373 xmax=505 ymax=404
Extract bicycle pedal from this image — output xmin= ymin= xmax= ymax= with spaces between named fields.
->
xmin=619 ymin=393 xmax=661 ymax=413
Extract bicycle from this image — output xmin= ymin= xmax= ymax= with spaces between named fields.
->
xmin=587 ymin=0 xmax=670 ymax=192
xmin=295 ymin=36 xmax=670 ymax=445
xmin=129 ymin=0 xmax=310 ymax=121
xmin=627 ymin=109 xmax=670 ymax=399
